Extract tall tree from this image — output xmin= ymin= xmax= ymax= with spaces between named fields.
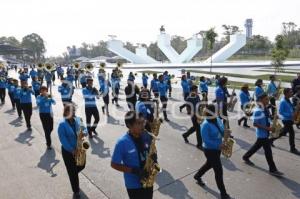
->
xmin=21 ymin=33 xmax=46 ymax=62
xmin=0 ymin=36 xmax=21 ymax=46
xmin=222 ymin=25 xmax=240 ymax=42
xmin=205 ymin=28 xmax=218 ymax=72
xmin=271 ymin=35 xmax=289 ymax=74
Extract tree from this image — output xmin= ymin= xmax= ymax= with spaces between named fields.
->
xmin=205 ymin=28 xmax=218 ymax=72
xmin=242 ymin=35 xmax=272 ymax=55
xmin=222 ymin=25 xmax=240 ymax=42
xmin=21 ymin=33 xmax=46 ymax=62
xmin=271 ymin=35 xmax=289 ymax=74
xmin=0 ymin=36 xmax=21 ymax=46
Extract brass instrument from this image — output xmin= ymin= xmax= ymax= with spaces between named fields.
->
xmin=85 ymin=63 xmax=94 ymax=73
xmin=293 ymin=99 xmax=300 ymax=125
xmin=45 ymin=63 xmax=56 ymax=72
xmin=228 ymin=88 xmax=237 ymax=112
xmin=221 ymin=120 xmax=234 ymax=158
xmin=245 ymin=101 xmax=256 ymax=116
xmin=270 ymin=108 xmax=282 ymax=138
xmin=197 ymin=92 xmax=208 ymax=124
xmin=275 ymin=80 xmax=282 ymax=100
xmin=75 ymin=118 xmax=90 ymax=166
xmin=37 ymin=63 xmax=44 ymax=70
xmin=74 ymin=62 xmax=81 ymax=70
xmin=141 ymin=100 xmax=161 ymax=188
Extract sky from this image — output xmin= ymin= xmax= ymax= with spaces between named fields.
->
xmin=1 ymin=0 xmax=300 ymax=57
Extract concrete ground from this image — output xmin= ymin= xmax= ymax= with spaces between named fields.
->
xmin=0 ymin=69 xmax=300 ymax=199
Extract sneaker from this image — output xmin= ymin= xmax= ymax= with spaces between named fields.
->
xmin=27 ymin=127 xmax=32 ymax=131
xmin=194 ymin=176 xmax=205 ymax=187
xmin=269 ymin=170 xmax=284 ymax=177
xmin=182 ymin=134 xmax=189 ymax=143
xmin=243 ymin=158 xmax=255 ymax=166
xmin=179 ymin=107 xmax=183 ymax=113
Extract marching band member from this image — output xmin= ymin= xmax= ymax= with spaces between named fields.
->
xmin=125 ymin=79 xmax=140 ymax=111
xmin=7 ymin=78 xmax=16 ymax=110
xmin=193 ymin=104 xmax=233 ymax=199
xmin=111 ymin=111 xmax=153 ymax=199
xmin=266 ymin=75 xmax=278 ymax=118
xmin=163 ymin=71 xmax=172 ymax=98
xmin=66 ymin=66 xmax=75 ymax=87
xmin=19 ymin=69 xmax=30 ymax=82
xmin=56 ymin=65 xmax=64 ymax=80
xmin=150 ymin=73 xmax=159 ymax=99
xmin=32 ymin=77 xmax=41 ymax=98
xmin=20 ymin=81 xmax=34 ymax=130
xmin=292 ymin=85 xmax=300 ymax=129
xmin=58 ymin=78 xmax=74 ymax=105
xmin=0 ymin=75 xmax=6 ymax=104
xmin=99 ymin=74 xmax=111 ymax=116
xmin=128 ymin=72 xmax=135 ymax=82
xmin=37 ymin=86 xmax=56 ymax=149
xmin=242 ymin=93 xmax=284 ymax=176
xmin=82 ymin=78 xmax=100 ymax=138
xmin=179 ymin=75 xmax=191 ymax=114
xmin=182 ymin=85 xmax=202 ymax=149
xmin=79 ymin=70 xmax=87 ymax=88
xmin=272 ymin=88 xmax=299 ymax=154
xmin=291 ymin=73 xmax=300 ymax=94
xmin=158 ymin=74 xmax=170 ymax=122
xmin=37 ymin=68 xmax=44 ymax=84
xmin=74 ymin=69 xmax=80 ymax=88
xmin=254 ymin=79 xmax=264 ymax=101
xmin=111 ymin=69 xmax=121 ymax=107
xmin=199 ymin=76 xmax=208 ymax=99
xmin=13 ymin=80 xmax=22 ymax=118
xmin=57 ymin=104 xmax=87 ymax=198
xmin=215 ymin=77 xmax=231 ymax=126
xmin=142 ymin=73 xmax=149 ymax=88
xmin=29 ymin=67 xmax=38 ymax=80
xmin=238 ymin=84 xmax=251 ymax=128
xmin=45 ymin=70 xmax=53 ymax=91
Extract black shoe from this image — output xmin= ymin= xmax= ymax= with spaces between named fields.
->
xmin=112 ymin=99 xmax=114 ymax=104
xmin=93 ymin=131 xmax=98 ymax=136
xmin=116 ymin=104 xmax=120 ymax=107
xmin=47 ymin=146 xmax=52 ymax=150
xmin=194 ymin=176 xmax=205 ymax=187
xmin=164 ymin=118 xmax=170 ymax=122
xmin=101 ymin=106 xmax=105 ymax=114
xmin=243 ymin=158 xmax=255 ymax=166
xmin=221 ymin=193 xmax=233 ymax=199
xmin=238 ymin=119 xmax=242 ymax=126
xmin=73 ymin=192 xmax=81 ymax=199
xmin=271 ymin=142 xmax=275 ymax=147
xmin=196 ymin=145 xmax=203 ymax=150
xmin=182 ymin=134 xmax=189 ymax=143
xmin=269 ymin=170 xmax=284 ymax=177
xmin=89 ymin=134 xmax=93 ymax=139
xmin=243 ymin=124 xmax=250 ymax=128
xmin=179 ymin=107 xmax=183 ymax=113
xmin=27 ymin=127 xmax=32 ymax=131
xmin=290 ymin=148 xmax=300 ymax=155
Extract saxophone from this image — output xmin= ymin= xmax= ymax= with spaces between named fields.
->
xmin=75 ymin=118 xmax=90 ymax=166
xmin=245 ymin=100 xmax=256 ymax=116
xmin=221 ymin=120 xmax=234 ymax=158
xmin=270 ymin=108 xmax=282 ymax=139
xmin=275 ymin=80 xmax=282 ymax=100
xmin=141 ymin=101 xmax=162 ymax=188
xmin=197 ymin=92 xmax=208 ymax=124
xmin=228 ymin=88 xmax=237 ymax=112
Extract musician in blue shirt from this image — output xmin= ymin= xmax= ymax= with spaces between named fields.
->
xmin=56 ymin=65 xmax=64 ymax=79
xmin=194 ymin=104 xmax=232 ymax=199
xmin=150 ymin=73 xmax=159 ymax=98
xmin=199 ymin=76 xmax=208 ymax=100
xmin=82 ymin=78 xmax=100 ymax=138
xmin=20 ymin=81 xmax=34 ymax=130
xmin=99 ymin=76 xmax=111 ymax=116
xmin=45 ymin=71 xmax=53 ymax=91
xmin=37 ymin=68 xmax=44 ymax=84
xmin=7 ymin=78 xmax=16 ymax=109
xmin=32 ymin=77 xmax=41 ymax=98
xmin=243 ymin=93 xmax=284 ymax=177
xmin=57 ymin=104 xmax=87 ymax=198
xmin=179 ymin=75 xmax=191 ymax=113
xmin=111 ymin=69 xmax=121 ymax=107
xmin=142 ymin=73 xmax=148 ymax=88
xmin=79 ymin=70 xmax=87 ymax=88
xmin=182 ymin=85 xmax=202 ymax=149
xmin=111 ymin=111 xmax=153 ymax=199
xmin=238 ymin=84 xmax=251 ymax=128
xmin=163 ymin=71 xmax=172 ymax=97
xmin=13 ymin=80 xmax=22 ymax=118
xmin=0 ymin=76 xmax=6 ymax=104
xmin=158 ymin=74 xmax=169 ymax=121
xmin=135 ymin=88 xmax=154 ymax=131
xmin=215 ymin=77 xmax=231 ymax=126
xmin=267 ymin=75 xmax=278 ymax=118
xmin=37 ymin=86 xmax=56 ymax=149
xmin=19 ymin=70 xmax=30 ymax=82
xmin=58 ymin=78 xmax=74 ymax=105
xmin=29 ymin=68 xmax=38 ymax=80
xmin=254 ymin=79 xmax=264 ymax=101
xmin=271 ymin=88 xmax=299 ymax=154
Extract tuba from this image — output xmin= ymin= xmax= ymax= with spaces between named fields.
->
xmin=45 ymin=63 xmax=55 ymax=72
xmin=85 ymin=63 xmax=94 ymax=73
xmin=37 ymin=63 xmax=44 ymax=70
xmin=141 ymin=101 xmax=162 ymax=188
xmin=75 ymin=118 xmax=90 ymax=166
xmin=221 ymin=120 xmax=234 ymax=158
xmin=228 ymin=88 xmax=237 ymax=112
xmin=270 ymin=107 xmax=282 ymax=138
xmin=74 ymin=62 xmax=81 ymax=70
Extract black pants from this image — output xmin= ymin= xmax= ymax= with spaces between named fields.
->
xmin=8 ymin=92 xmax=15 ymax=108
xmin=152 ymin=91 xmax=159 ymax=99
xmin=179 ymin=92 xmax=190 ymax=112
xmin=127 ymin=187 xmax=153 ymax=199
xmin=0 ymin=88 xmax=5 ymax=103
xmin=127 ymin=99 xmax=136 ymax=111
xmin=238 ymin=105 xmax=248 ymax=126
xmin=81 ymin=82 xmax=86 ymax=88
xmin=243 ymin=138 xmax=277 ymax=172
xmin=61 ymin=147 xmax=85 ymax=194
xmin=112 ymin=88 xmax=120 ymax=104
xmin=85 ymin=107 xmax=100 ymax=135
xmin=160 ymin=96 xmax=168 ymax=119
xmin=182 ymin=115 xmax=202 ymax=146
xmin=39 ymin=113 xmax=53 ymax=147
xmin=20 ymin=103 xmax=32 ymax=128
xmin=269 ymin=97 xmax=276 ymax=117
xmin=194 ymin=149 xmax=227 ymax=196
xmin=271 ymin=120 xmax=296 ymax=150
xmin=220 ymin=103 xmax=229 ymax=128
xmin=15 ymin=99 xmax=22 ymax=117
xmin=167 ymin=82 xmax=172 ymax=97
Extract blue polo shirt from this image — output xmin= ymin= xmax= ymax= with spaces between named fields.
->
xmin=239 ymin=91 xmax=251 ymax=106
xmin=58 ymin=84 xmax=73 ymax=101
xmin=279 ymin=97 xmax=294 ymax=121
xmin=82 ymin=87 xmax=97 ymax=108
xmin=215 ymin=86 xmax=227 ymax=102
xmin=254 ymin=86 xmax=264 ymax=101
xmin=135 ymin=100 xmax=152 ymax=120
xmin=158 ymin=81 xmax=168 ymax=97
xmin=150 ymin=79 xmax=159 ymax=92
xmin=45 ymin=72 xmax=52 ymax=82
xmin=111 ymin=132 xmax=152 ymax=189
xmin=199 ymin=81 xmax=208 ymax=93
xmin=0 ymin=79 xmax=6 ymax=88
xmin=201 ymin=118 xmax=224 ymax=150
xmin=32 ymin=80 xmax=41 ymax=93
xmin=252 ymin=107 xmax=270 ymax=138
xmin=99 ymin=80 xmax=110 ymax=96
xmin=267 ymin=82 xmax=277 ymax=97
xmin=20 ymin=88 xmax=34 ymax=104
xmin=7 ymin=83 xmax=15 ymax=94
xmin=36 ymin=95 xmax=56 ymax=113
xmin=13 ymin=87 xmax=21 ymax=100
xmin=142 ymin=75 xmax=148 ymax=86
xmin=19 ymin=73 xmax=30 ymax=82
xmin=186 ymin=94 xmax=200 ymax=113
xmin=181 ymin=79 xmax=190 ymax=94
xmin=30 ymin=70 xmax=38 ymax=79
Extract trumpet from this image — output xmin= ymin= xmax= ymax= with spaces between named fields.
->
xmin=85 ymin=63 xmax=94 ymax=72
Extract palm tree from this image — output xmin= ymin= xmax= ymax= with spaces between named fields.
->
xmin=205 ymin=28 xmax=218 ymax=72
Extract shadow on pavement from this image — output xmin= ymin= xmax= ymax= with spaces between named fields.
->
xmin=9 ymin=117 xmax=23 ymax=127
xmin=167 ymin=120 xmax=188 ymax=132
xmin=89 ymin=136 xmax=111 ymax=158
xmin=221 ymin=158 xmax=243 ymax=172
xmin=234 ymin=138 xmax=264 ymax=155
xmin=277 ymin=176 xmax=300 ymax=198
xmin=15 ymin=129 xmax=35 ymax=146
xmin=155 ymin=169 xmax=193 ymax=199
xmin=37 ymin=149 xmax=60 ymax=177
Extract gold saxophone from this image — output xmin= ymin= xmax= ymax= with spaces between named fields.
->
xmin=221 ymin=120 xmax=234 ymax=158
xmin=228 ymin=88 xmax=237 ymax=112
xmin=197 ymin=92 xmax=208 ymax=124
xmin=75 ymin=118 xmax=90 ymax=166
xmin=270 ymin=107 xmax=282 ymax=139
xmin=245 ymin=100 xmax=256 ymax=116
xmin=140 ymin=101 xmax=162 ymax=188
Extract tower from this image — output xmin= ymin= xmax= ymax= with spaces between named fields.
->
xmin=244 ymin=19 xmax=253 ymax=39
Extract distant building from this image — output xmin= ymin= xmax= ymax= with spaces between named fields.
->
xmin=245 ymin=19 xmax=253 ymax=39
